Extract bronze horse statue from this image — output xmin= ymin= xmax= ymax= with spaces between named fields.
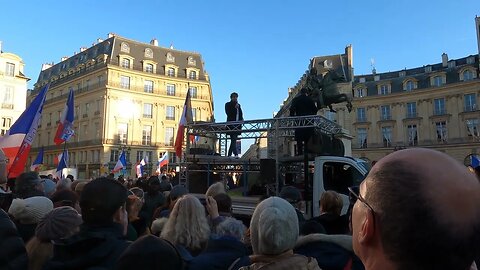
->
xmin=303 ymin=62 xmax=353 ymax=113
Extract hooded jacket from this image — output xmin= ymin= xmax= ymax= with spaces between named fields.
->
xmin=43 ymin=223 xmax=130 ymax=270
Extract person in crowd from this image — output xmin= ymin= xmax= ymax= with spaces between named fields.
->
xmin=161 ymin=194 xmax=210 ymax=261
xmin=150 ymin=216 xmax=169 ymax=237
xmin=311 ymin=190 xmax=348 ymax=234
xmin=15 ymin=172 xmax=45 ymax=199
xmin=49 ymin=189 xmax=79 ymax=211
xmin=72 ymin=180 xmax=89 ymax=197
xmin=0 ymin=208 xmax=28 ymax=270
xmin=140 ymin=176 xmax=166 ymax=226
xmin=43 ymin=177 xmax=130 ymax=270
xmin=159 ymin=175 xmax=173 ymax=192
xmin=26 ymin=206 xmax=82 ymax=270
xmin=351 ymin=148 xmax=480 ymax=270
xmin=225 ymin=92 xmax=243 ymax=157
xmin=40 ymin=177 xmax=56 ymax=198
xmin=205 ymin=193 xmax=233 ymax=233
xmin=55 ymin=178 xmax=72 ymax=192
xmin=239 ymin=196 xmax=320 ymax=270
xmin=279 ymin=186 xmax=306 ymax=227
xmin=125 ymin=194 xmax=148 ymax=240
xmin=205 ymin=181 xmax=226 ymax=197
xmin=190 ymin=217 xmax=249 ymax=270
xmin=0 ymin=150 xmax=13 ymax=211
xmin=8 ymin=196 xmax=54 ymax=243
xmin=115 ymin=235 xmax=183 ymax=270
xmin=154 ymin=184 xmax=188 ymax=219
xmin=289 ymin=88 xmax=317 ymax=155
xmin=295 ymin=226 xmax=364 ymax=270
xmin=66 ymin=174 xmax=74 ymax=182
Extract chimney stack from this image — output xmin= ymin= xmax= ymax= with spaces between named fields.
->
xmin=41 ymin=63 xmax=53 ymax=71
xmin=442 ymin=53 xmax=448 ymax=67
xmin=150 ymin=38 xmax=159 ymax=46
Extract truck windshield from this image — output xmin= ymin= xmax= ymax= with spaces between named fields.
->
xmin=323 ymin=162 xmax=366 ymax=195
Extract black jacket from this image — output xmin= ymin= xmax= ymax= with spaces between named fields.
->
xmin=189 ymin=237 xmax=249 ymax=270
xmin=225 ymin=101 xmax=243 ymax=122
xmin=0 ymin=209 xmax=28 ymax=270
xmin=44 ymin=223 xmax=130 ymax=270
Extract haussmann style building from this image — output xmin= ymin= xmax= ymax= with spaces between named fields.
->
xmin=29 ymin=34 xmax=214 ymax=179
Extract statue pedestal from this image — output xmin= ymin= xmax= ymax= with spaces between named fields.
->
xmin=335 ymin=128 xmax=353 ymax=157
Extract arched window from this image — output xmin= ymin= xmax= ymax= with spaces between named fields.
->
xmin=405 ymin=80 xmax=415 ymax=91
xmin=145 ymin=63 xmax=154 ymax=73
xmin=189 ymin=70 xmax=197 ymax=79
xmin=463 ymin=69 xmax=474 ymax=81
xmin=121 ymin=58 xmax=131 ymax=69
xmin=167 ymin=67 xmax=175 ymax=77
xmin=433 ymin=76 xmax=444 ymax=87
xmin=145 ymin=48 xmax=153 ymax=58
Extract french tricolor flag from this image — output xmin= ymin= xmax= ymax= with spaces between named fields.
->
xmin=54 ymin=88 xmax=75 ymax=145
xmin=0 ymin=85 xmax=49 ymax=178
xmin=112 ymin=150 xmax=127 ymax=173
xmin=158 ymin=152 xmax=169 ymax=168
xmin=30 ymin=147 xmax=44 ymax=171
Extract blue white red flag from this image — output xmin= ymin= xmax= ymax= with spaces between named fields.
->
xmin=30 ymin=147 xmax=44 ymax=171
xmin=136 ymin=159 xmax=145 ymax=178
xmin=55 ymin=149 xmax=68 ymax=179
xmin=158 ymin=152 xmax=169 ymax=168
xmin=0 ymin=85 xmax=49 ymax=178
xmin=54 ymin=88 xmax=75 ymax=145
xmin=174 ymin=91 xmax=192 ymax=157
xmin=113 ymin=151 xmax=127 ymax=173
xmin=472 ymin=155 xmax=480 ymax=168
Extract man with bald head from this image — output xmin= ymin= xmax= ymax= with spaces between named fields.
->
xmin=351 ymin=148 xmax=480 ymax=270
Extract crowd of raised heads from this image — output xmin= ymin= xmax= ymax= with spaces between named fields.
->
xmin=0 ymin=148 xmax=479 ymax=270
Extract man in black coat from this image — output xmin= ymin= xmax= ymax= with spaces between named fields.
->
xmin=225 ymin=92 xmax=243 ymax=157
xmin=290 ymin=88 xmax=318 ymax=155
xmin=44 ymin=177 xmax=130 ymax=270
xmin=0 ymin=209 xmax=28 ymax=270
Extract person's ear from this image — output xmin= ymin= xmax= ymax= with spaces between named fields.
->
xmin=358 ymin=210 xmax=375 ymax=245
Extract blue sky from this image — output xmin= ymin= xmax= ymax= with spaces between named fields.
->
xmin=1 ymin=0 xmax=479 ymax=123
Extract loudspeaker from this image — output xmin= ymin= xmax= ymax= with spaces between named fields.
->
xmin=260 ymin=159 xmax=276 ymax=184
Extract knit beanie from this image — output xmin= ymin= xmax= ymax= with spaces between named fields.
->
xmin=41 ymin=179 xmax=56 ymax=197
xmin=8 ymin=196 xmax=53 ymax=224
xmin=116 ymin=235 xmax=183 ymax=270
xmin=35 ymin=206 xmax=82 ymax=242
xmin=250 ymin=196 xmax=299 ymax=255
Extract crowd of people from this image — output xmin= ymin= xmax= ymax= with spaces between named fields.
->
xmin=0 ymin=148 xmax=479 ymax=270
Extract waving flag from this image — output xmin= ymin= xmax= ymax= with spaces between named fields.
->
xmin=158 ymin=152 xmax=169 ymax=168
xmin=136 ymin=158 xmax=146 ymax=178
xmin=113 ymin=151 xmax=127 ymax=173
xmin=30 ymin=147 xmax=44 ymax=171
xmin=54 ymin=88 xmax=75 ymax=145
xmin=55 ymin=149 xmax=68 ymax=179
xmin=174 ymin=91 xmax=192 ymax=157
xmin=54 ymin=152 xmax=65 ymax=166
xmin=472 ymin=155 xmax=480 ymax=168
xmin=0 ymin=85 xmax=49 ymax=178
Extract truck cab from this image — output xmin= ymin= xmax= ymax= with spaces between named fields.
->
xmin=311 ymin=156 xmax=368 ymax=217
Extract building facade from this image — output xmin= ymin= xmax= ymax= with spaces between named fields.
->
xmin=29 ymin=34 xmax=214 ymax=179
xmin=0 ymin=42 xmax=29 ymax=136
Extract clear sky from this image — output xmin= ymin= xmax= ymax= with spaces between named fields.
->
xmin=1 ymin=0 xmax=479 ymax=123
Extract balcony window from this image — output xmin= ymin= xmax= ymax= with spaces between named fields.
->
xmin=381 ymin=126 xmax=392 ymax=147
xmin=166 ymin=84 xmax=175 ymax=96
xmin=357 ymin=128 xmax=367 ymax=148
xmin=435 ymin=121 xmax=448 ymax=143
xmin=192 ymin=108 xmax=197 ymax=121
xmin=189 ymin=86 xmax=197 ymax=98
xmin=145 ymin=63 xmax=154 ymax=73
xmin=380 ymin=105 xmax=391 ymax=120
xmin=144 ymin=80 xmax=154 ymax=93
xmin=165 ymin=127 xmax=174 ymax=146
xmin=464 ymin=93 xmax=477 ymax=112
xmin=110 ymin=150 xmax=119 ymax=162
xmin=466 ymin=119 xmax=479 ymax=137
xmin=356 ymin=88 xmax=366 ymax=98
xmin=357 ymin=107 xmax=366 ymax=122
xmin=121 ymin=58 xmax=131 ymax=69
xmin=142 ymin=125 xmax=152 ymax=145
xmin=5 ymin=63 xmax=15 ymax=76
xmin=166 ymin=106 xmax=175 ymax=120
xmin=433 ymin=98 xmax=446 ymax=115
xmin=143 ymin=103 xmax=153 ymax=118
xmin=406 ymin=102 xmax=417 ymax=118
xmin=117 ymin=123 xmax=128 ymax=144
xmin=120 ymin=76 xmax=130 ymax=89
xmin=407 ymin=124 xmax=418 ymax=146
xmin=0 ymin=117 xmax=12 ymax=136
xmin=136 ymin=151 xmax=144 ymax=162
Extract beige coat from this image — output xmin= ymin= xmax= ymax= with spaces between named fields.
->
xmin=239 ymin=250 xmax=321 ymax=270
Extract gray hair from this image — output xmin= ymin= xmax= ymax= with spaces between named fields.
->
xmin=56 ymin=178 xmax=72 ymax=191
xmin=215 ymin=217 xmax=246 ymax=241
xmin=205 ymin=182 xmax=226 ymax=197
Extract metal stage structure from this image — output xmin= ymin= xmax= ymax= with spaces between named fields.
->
xmin=179 ymin=115 xmax=343 ymax=195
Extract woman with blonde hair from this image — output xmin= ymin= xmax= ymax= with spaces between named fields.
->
xmin=160 ymin=194 xmax=210 ymax=260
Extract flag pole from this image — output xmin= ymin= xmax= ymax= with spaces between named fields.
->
xmin=61 ymin=140 xmax=67 ymax=180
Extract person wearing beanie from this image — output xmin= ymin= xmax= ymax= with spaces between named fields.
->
xmin=140 ymin=176 xmax=166 ymax=227
xmin=14 ymin=172 xmax=45 ymax=199
xmin=40 ymin=178 xmax=56 ymax=198
xmin=239 ymin=196 xmax=320 ymax=270
xmin=43 ymin=177 xmax=130 ymax=270
xmin=0 ymin=208 xmax=28 ymax=270
xmin=25 ymin=206 xmax=82 ymax=270
xmin=279 ymin=186 xmax=306 ymax=228
xmin=49 ymin=189 xmax=79 ymax=210
xmin=115 ymin=235 xmax=183 ymax=270
xmin=8 ymin=196 xmax=54 ymax=243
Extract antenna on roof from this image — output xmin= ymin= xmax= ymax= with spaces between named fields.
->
xmin=371 ymin=58 xmax=377 ymax=75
